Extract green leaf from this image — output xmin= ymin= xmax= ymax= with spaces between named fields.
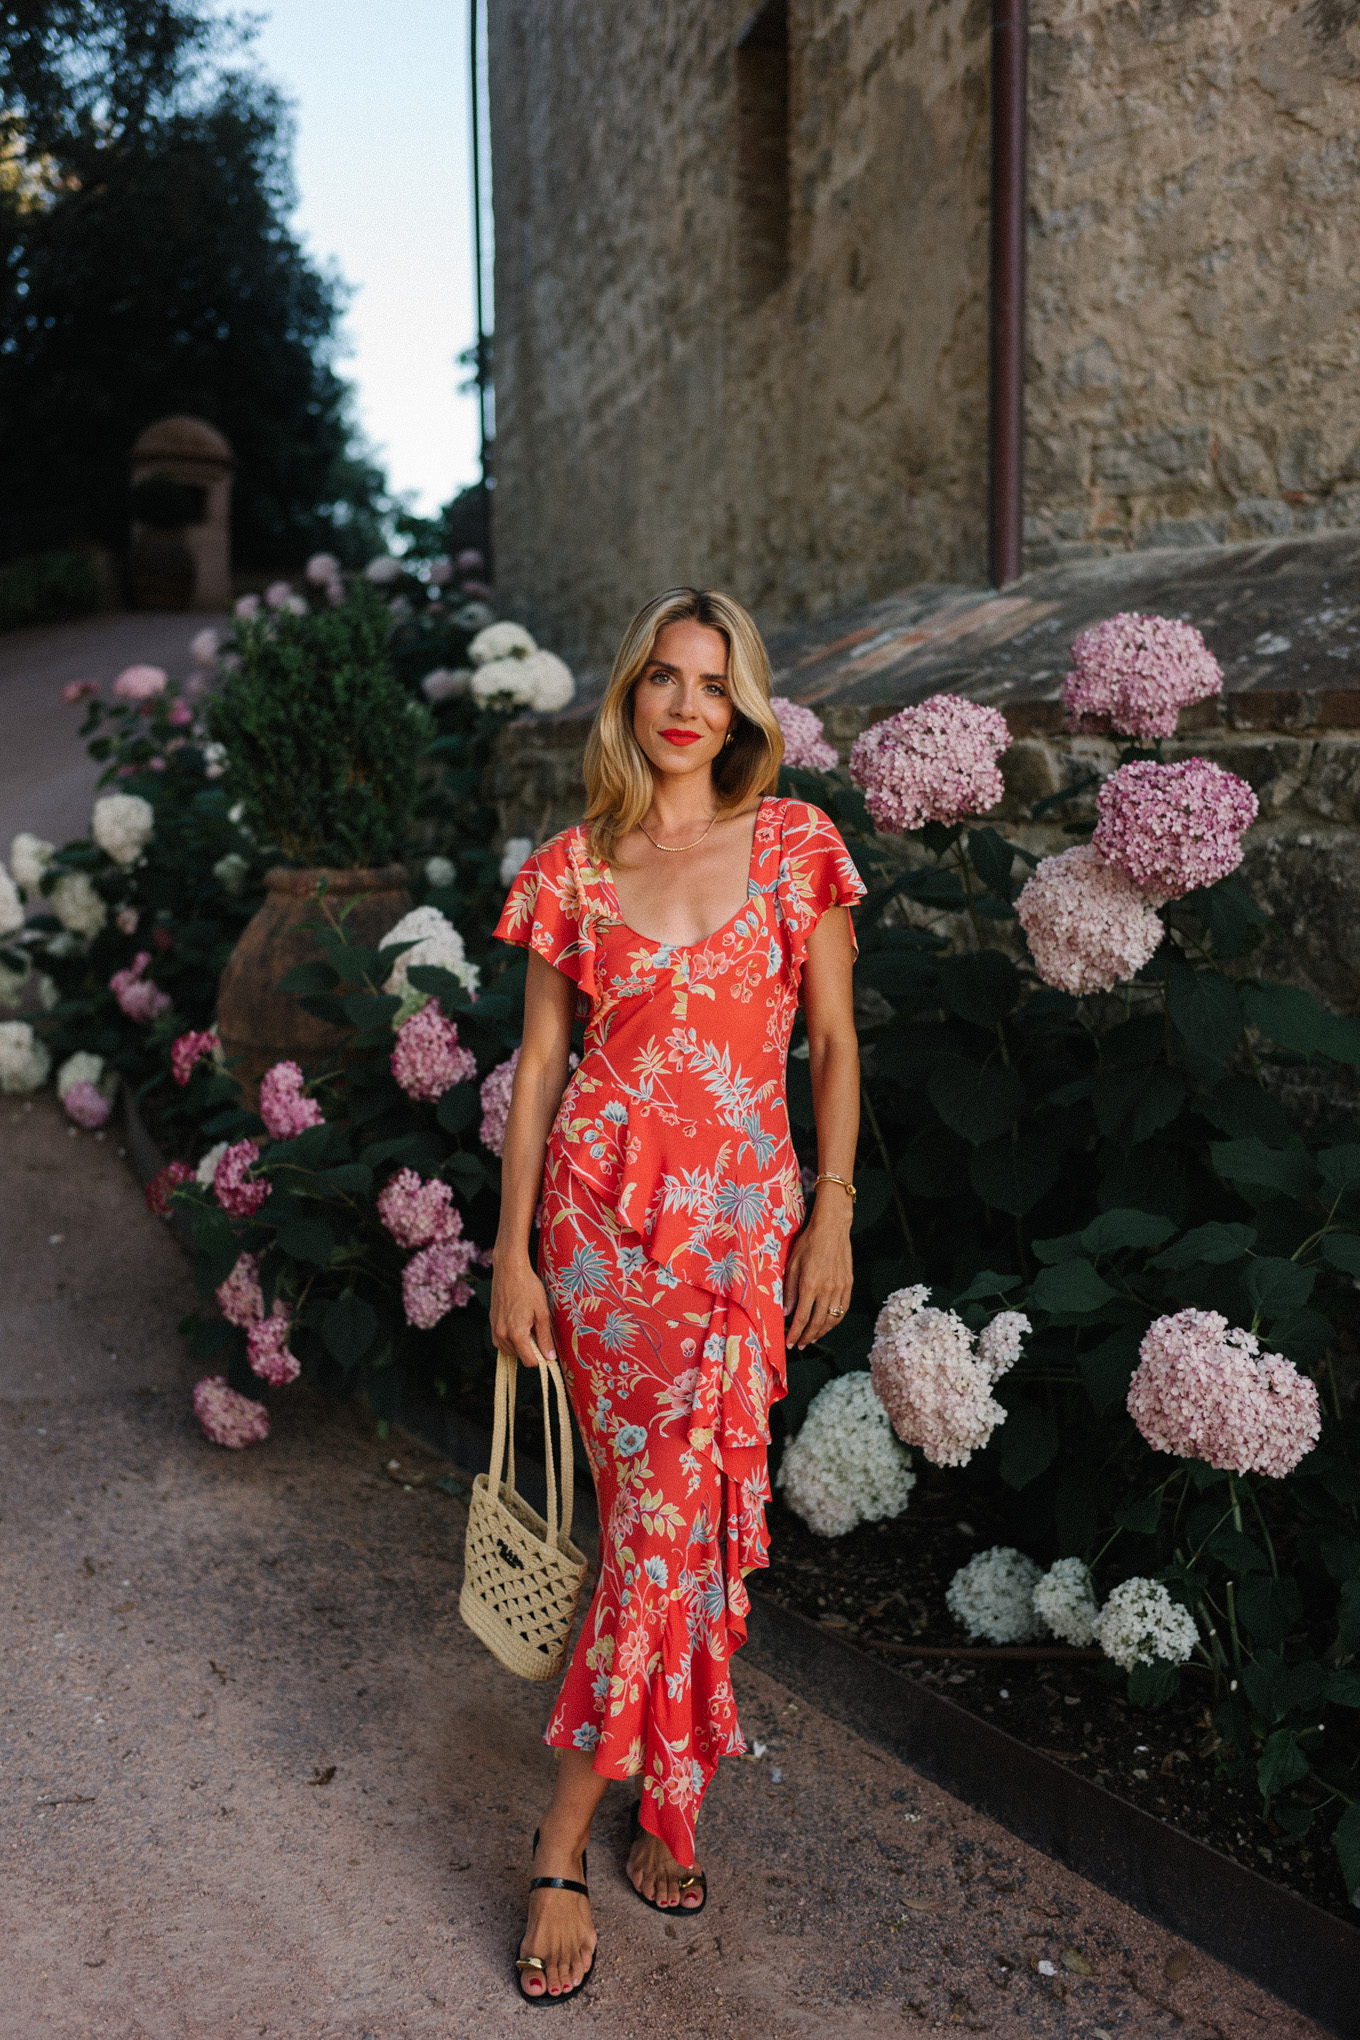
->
xmin=1244 ymin=983 xmax=1360 ymax=1063
xmin=274 ymin=960 xmax=340 ymax=996
xmin=1151 ymin=1222 xmax=1257 ymax=1270
xmin=297 ymin=992 xmax=350 ymax=1026
xmin=1165 ymin=950 xmax=1244 ymax=1065
xmin=1322 ymin=1233 xmax=1360 ymax=1278
xmin=1209 ymin=1139 xmax=1318 ymax=1201
xmin=1114 ymin=1492 xmax=1162 ymax=1536
xmin=444 ymin=1151 xmax=486 ymax=1198
xmin=314 ymin=1163 xmax=374 ymax=1195
xmin=1079 ymin=1329 xmax=1142 ymax=1413
xmin=1340 ymin=1579 xmax=1360 ymax=1650
xmin=1197 ymin=1077 xmax=1292 ymax=1146
xmin=858 ymin=949 xmax=939 ymax=1003
xmin=895 ymin=1123 xmax=969 ymax=1197
xmin=927 ymin=1057 xmax=1025 ymax=1144
xmin=951 ymin=1269 xmax=1022 ymax=1306
xmin=1080 ymin=1208 xmax=1177 ymax=1257
xmin=1324 ymin=1668 xmax=1360 ymax=1708
xmin=1029 ymin=1258 xmax=1117 ymax=1315
xmin=1201 ymin=1526 xmax=1270 ymax=1574
xmin=1031 ymin=1229 xmax=1084 ymax=1265
xmin=966 ymin=827 xmax=1022 ymax=903
xmin=995 ymin=1398 xmax=1060 ymax=1490
xmin=1257 ymin=1728 xmax=1311 ymax=1797
xmin=190 ymin=1206 xmax=239 ymax=1292
xmin=783 ymin=1353 xmax=834 ymax=1437
xmin=407 ymin=964 xmax=475 ymax=1010
xmin=361 ymin=1132 xmax=448 ymax=1170
xmin=343 ymin=990 xmax=402 ymax=1030
xmin=1127 ymin=1660 xmax=1180 ymax=1707
xmin=1321 ymin=1534 xmax=1360 ymax=1583
xmin=320 ymin=1293 xmax=378 ymax=1370
xmin=275 ymin=1217 xmax=335 ymax=1266
xmin=435 ymin=1083 xmax=477 ymax=1133
xmin=849 ymin=1168 xmax=892 ymax=1235
xmin=1094 ymin=1065 xmax=1185 ymax=1144
xmin=786 ymin=1056 xmax=815 ymax=1129
xmin=969 ymin=1134 xmax=1063 ymax=1217
xmin=1318 ymin=1145 xmax=1360 ymax=1196
xmin=1335 ymin=1804 xmax=1360 ymax=1905
xmin=935 ymin=951 xmax=1022 ymax=1027
xmin=1183 ymin=875 xmax=1271 ymax=959
xmin=1236 ymin=1574 xmax=1304 ymax=1649
xmin=1244 ymin=1257 xmax=1315 ymax=1321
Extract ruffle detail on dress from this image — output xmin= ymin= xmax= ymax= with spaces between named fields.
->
xmin=769 ymin=803 xmax=868 ymax=982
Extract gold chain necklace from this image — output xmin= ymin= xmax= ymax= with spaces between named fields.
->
xmin=639 ymin=812 xmax=718 ymax=853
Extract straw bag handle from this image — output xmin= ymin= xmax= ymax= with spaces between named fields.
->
xmin=491 ymin=1344 xmax=576 ymax=1549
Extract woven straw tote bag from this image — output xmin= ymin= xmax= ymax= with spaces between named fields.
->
xmin=460 ymin=1345 xmax=588 ymax=1682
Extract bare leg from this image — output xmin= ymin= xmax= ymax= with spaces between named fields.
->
xmin=627 ymin=1808 xmax=706 ymax=1910
xmin=517 ymin=1750 xmax=609 ymax=1998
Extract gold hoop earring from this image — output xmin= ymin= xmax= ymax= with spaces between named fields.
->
xmin=723 ymin=730 xmax=733 ymax=748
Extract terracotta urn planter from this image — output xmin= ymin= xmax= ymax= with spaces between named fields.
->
xmin=216 ymin=864 xmax=412 ymax=1107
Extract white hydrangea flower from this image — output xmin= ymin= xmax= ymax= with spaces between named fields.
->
xmin=946 ymin=1546 xmax=1044 ymax=1643
xmin=521 ymin=648 xmax=575 ymax=713
xmin=50 ymin=872 xmax=107 ymax=939
xmin=452 ymin=599 xmax=496 ymax=632
xmin=10 ymin=832 xmax=54 ymax=896
xmin=196 ymin=1140 xmax=229 ymax=1188
xmin=201 ymin=741 xmax=228 ymax=779
xmin=305 ymin=553 xmax=341 ymax=586
xmin=424 ymin=856 xmax=456 ymax=890
xmin=380 ymin=905 xmax=481 ymax=1014
xmin=190 ymin=627 xmax=220 ymax=666
xmin=498 ymin=837 xmax=534 ymax=887
xmin=470 ymin=655 xmax=539 ymax=707
xmin=33 ymin=971 xmax=59 ymax=1011
xmin=0 ymin=1019 xmax=51 ymax=1094
xmin=777 ymin=1371 xmax=915 ymax=1539
xmin=56 ymin=1050 xmax=105 ymax=1100
xmin=421 ymin=667 xmax=471 ymax=704
xmin=0 ymin=954 xmax=31 ymax=1009
xmin=469 ymin=620 xmax=537 ymax=666
xmin=234 ymin=593 xmax=261 ymax=621
xmin=1033 ymin=1557 xmax=1100 ymax=1646
xmin=0 ymin=863 xmax=23 ymax=938
xmin=92 ymin=793 xmax=155 ymax=868
xmin=1094 ymin=1577 xmax=1199 ymax=1673
xmin=213 ymin=852 xmax=250 ymax=895
xmin=364 ymin=555 xmax=404 ymax=584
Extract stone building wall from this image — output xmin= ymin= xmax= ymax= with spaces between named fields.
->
xmin=489 ymin=2 xmax=1360 ymax=664
xmin=1026 ymin=0 xmax=1360 ymax=568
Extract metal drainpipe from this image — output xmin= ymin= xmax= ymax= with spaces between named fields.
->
xmin=988 ymin=0 xmax=1028 ymax=589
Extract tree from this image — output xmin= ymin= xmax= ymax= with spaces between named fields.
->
xmin=0 ymin=1 xmax=388 ymax=568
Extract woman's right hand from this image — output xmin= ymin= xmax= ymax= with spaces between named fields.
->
xmin=489 ymin=1249 xmax=557 ymax=1367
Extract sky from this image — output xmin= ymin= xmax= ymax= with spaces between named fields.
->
xmin=243 ymin=0 xmax=488 ymax=518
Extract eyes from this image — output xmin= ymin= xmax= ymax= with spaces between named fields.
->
xmin=644 ymin=666 xmax=729 ymax=699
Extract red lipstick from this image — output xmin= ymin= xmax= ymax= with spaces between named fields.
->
xmin=661 ymin=728 xmax=702 ymax=746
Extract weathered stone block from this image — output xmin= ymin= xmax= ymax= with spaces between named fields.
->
xmin=1242 ymin=830 xmax=1360 ymax=1014
xmin=1301 ymin=740 xmax=1360 ymax=826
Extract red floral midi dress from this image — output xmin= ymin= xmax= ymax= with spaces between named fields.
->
xmin=494 ymin=796 xmax=865 ymax=1867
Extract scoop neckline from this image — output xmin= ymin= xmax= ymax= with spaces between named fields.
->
xmin=600 ymin=796 xmax=772 ymax=951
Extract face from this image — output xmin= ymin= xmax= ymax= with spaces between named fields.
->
xmin=631 ymin=619 xmax=734 ymax=781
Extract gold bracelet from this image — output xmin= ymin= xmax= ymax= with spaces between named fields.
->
xmin=813 ymin=1172 xmax=856 ymax=1203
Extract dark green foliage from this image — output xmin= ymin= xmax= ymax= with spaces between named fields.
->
xmin=0 ymin=547 xmax=103 ymax=630
xmin=209 ymin=589 xmax=421 ymax=868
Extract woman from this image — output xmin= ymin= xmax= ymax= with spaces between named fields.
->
xmin=489 ymin=586 xmax=863 ymax=2000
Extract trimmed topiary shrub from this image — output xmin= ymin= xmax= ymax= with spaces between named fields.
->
xmin=0 ymin=549 xmax=103 ymax=631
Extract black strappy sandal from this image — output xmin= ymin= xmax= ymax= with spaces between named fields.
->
xmin=625 ymin=1800 xmax=707 ymax=1916
xmin=513 ymin=1829 xmax=597 ymax=2005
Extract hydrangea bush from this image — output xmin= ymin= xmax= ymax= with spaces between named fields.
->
xmin=767 ymin=673 xmax=1360 ymax=1901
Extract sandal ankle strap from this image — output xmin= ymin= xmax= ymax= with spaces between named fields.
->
xmin=529 ymin=1874 xmax=590 ymax=1898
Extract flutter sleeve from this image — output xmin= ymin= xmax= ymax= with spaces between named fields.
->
xmin=493 ymin=830 xmax=599 ymax=999
xmin=774 ymin=800 xmax=868 ymax=976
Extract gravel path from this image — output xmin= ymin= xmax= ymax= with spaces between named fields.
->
xmin=0 ymin=1092 xmax=1328 ymax=2039
xmin=0 ymin=610 xmax=225 ymax=855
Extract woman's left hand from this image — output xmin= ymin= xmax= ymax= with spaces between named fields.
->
xmin=784 ymin=1201 xmax=854 ymax=1349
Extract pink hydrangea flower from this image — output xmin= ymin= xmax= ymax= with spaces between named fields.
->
xmin=213 ymin=1138 xmax=271 ymax=1216
xmin=378 ymin=1168 xmax=461 ymax=1250
xmin=112 ymin=664 xmax=168 ymax=702
xmin=402 ymin=1236 xmax=478 ymax=1330
xmin=1092 ymin=757 xmax=1258 ymax=899
xmin=193 ymin=1374 xmax=270 ymax=1448
xmin=390 ymin=1003 xmax=477 ymax=1103
xmin=479 ymin=1050 xmax=519 ymax=1157
xmin=848 ymin=695 xmax=1010 ymax=833
xmin=1015 ymin=842 xmax=1165 ymax=995
xmin=247 ymin=1303 xmax=301 ymax=1386
xmin=171 ymin=1028 xmax=219 ymax=1086
xmin=1062 ymin=613 xmax=1223 ymax=743
xmin=869 ymin=1287 xmax=1029 ymax=1467
xmin=115 ymin=905 xmax=139 ymax=936
xmin=145 ymin=1159 xmax=193 ymax=1216
xmin=63 ymin=678 xmax=99 ymax=704
xmin=167 ymin=697 xmax=194 ymax=728
xmin=216 ymin=1251 xmax=264 ymax=1329
xmin=771 ymin=696 xmax=838 ymax=772
xmin=264 ymin=580 xmax=295 ymax=610
xmin=63 ymin=1080 xmax=112 ymax=1129
xmin=258 ymin=1060 xmax=324 ymax=1140
xmin=109 ymin=951 xmax=172 ymax=1024
xmin=1128 ymin=1308 xmax=1321 ymax=1478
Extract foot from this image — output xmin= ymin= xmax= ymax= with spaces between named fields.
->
xmin=517 ymin=1821 xmax=597 ymax=2000
xmin=627 ymin=1812 xmax=705 ymax=1910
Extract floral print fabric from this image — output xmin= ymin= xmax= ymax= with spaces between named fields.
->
xmin=494 ymin=797 xmax=865 ymax=1865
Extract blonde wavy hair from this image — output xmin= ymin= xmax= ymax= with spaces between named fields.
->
xmin=583 ymin=587 xmax=783 ymax=862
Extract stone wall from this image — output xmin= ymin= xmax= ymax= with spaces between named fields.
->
xmin=1026 ymin=0 xmax=1360 ymax=569
xmin=488 ymin=693 xmax=1360 ymax=1015
xmin=489 ymin=3 xmax=1360 ymax=662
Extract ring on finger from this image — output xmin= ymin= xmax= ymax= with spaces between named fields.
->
xmin=827 ymin=1305 xmax=845 ymax=1317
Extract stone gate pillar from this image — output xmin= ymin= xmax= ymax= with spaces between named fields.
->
xmin=129 ymin=416 xmax=236 ymax=611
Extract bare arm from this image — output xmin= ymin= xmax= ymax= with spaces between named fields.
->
xmin=489 ymin=950 xmax=576 ymax=1366
xmin=784 ymin=905 xmax=860 ymax=1350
